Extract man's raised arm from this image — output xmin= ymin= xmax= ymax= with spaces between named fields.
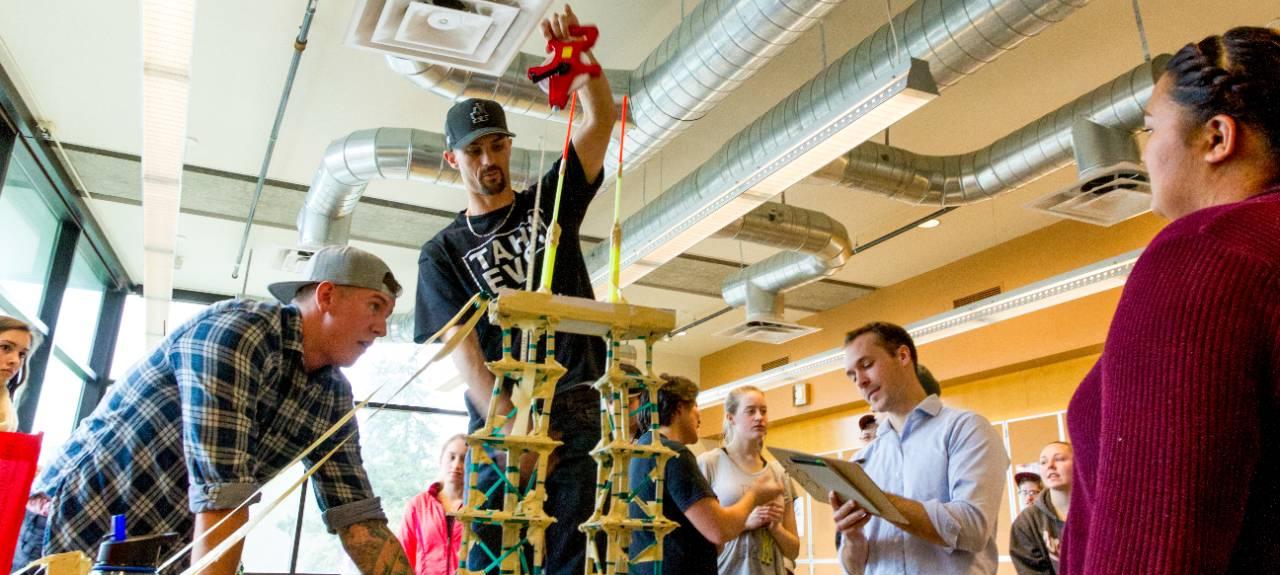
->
xmin=542 ymin=4 xmax=616 ymax=181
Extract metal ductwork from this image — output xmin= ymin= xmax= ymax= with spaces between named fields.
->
xmin=297 ymin=127 xmax=538 ymax=247
xmin=1025 ymin=118 xmax=1152 ymax=226
xmin=809 ymin=56 xmax=1168 ymax=207
xmin=587 ymin=0 xmax=1087 ymax=287
xmin=713 ymin=202 xmax=851 ymax=343
xmin=611 ymin=0 xmax=842 ymax=170
xmin=388 ymin=0 xmax=845 ymax=171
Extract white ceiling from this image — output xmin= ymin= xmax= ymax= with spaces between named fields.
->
xmin=0 ymin=0 xmax=1274 ymax=362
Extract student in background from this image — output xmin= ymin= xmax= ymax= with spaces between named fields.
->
xmin=697 ymin=386 xmax=799 ymax=575
xmin=917 ymin=364 xmax=941 ymax=397
xmin=857 ymin=414 xmax=878 ymax=444
xmin=628 ymin=375 xmax=782 ymax=575
xmin=400 ymin=434 xmax=468 ymax=575
xmin=1014 ymin=472 xmax=1044 ymax=511
xmin=1010 ymin=442 xmax=1072 ymax=575
xmin=0 ymin=315 xmax=37 ymax=432
xmin=3 ymin=316 xmax=39 ymax=572
xmin=1062 ymin=27 xmax=1280 ymax=575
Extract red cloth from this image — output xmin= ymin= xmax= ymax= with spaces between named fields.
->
xmin=0 ymin=432 xmax=41 ymax=569
xmin=1063 ymin=188 xmax=1280 ymax=574
xmin=398 ymin=482 xmax=463 ymax=575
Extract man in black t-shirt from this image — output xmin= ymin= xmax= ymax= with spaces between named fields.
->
xmin=629 ymin=375 xmax=783 ymax=575
xmin=413 ymin=6 xmax=616 ymax=574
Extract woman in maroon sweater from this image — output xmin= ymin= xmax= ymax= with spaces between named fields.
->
xmin=1062 ymin=27 xmax=1280 ymax=574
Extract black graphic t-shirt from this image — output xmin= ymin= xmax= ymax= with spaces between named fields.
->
xmin=414 ymin=144 xmax=606 ymax=393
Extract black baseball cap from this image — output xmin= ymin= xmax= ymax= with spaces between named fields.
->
xmin=858 ymin=414 xmax=877 ymax=430
xmin=445 ymin=98 xmax=516 ymax=149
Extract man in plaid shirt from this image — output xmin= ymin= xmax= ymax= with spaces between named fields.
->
xmin=21 ymin=246 xmax=415 ymax=574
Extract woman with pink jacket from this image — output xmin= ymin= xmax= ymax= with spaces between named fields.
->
xmin=400 ymin=434 xmax=467 ymax=575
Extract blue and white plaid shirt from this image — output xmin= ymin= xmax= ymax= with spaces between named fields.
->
xmin=33 ymin=299 xmax=384 ymax=555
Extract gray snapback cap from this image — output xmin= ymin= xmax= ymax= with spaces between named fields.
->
xmin=268 ymin=245 xmax=402 ymax=303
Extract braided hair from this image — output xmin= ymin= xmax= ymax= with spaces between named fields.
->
xmin=1165 ymin=27 xmax=1280 ymax=173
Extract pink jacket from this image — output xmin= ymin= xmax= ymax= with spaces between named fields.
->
xmin=399 ymin=483 xmax=464 ymax=575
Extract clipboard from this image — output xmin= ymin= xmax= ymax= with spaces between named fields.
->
xmin=768 ymin=446 xmax=909 ymax=525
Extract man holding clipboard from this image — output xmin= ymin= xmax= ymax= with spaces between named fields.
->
xmin=829 ymin=323 xmax=1009 ymax=575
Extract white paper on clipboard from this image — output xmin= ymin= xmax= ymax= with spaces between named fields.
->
xmin=768 ymin=446 xmax=909 ymax=525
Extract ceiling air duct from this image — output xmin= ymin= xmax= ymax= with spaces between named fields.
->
xmin=713 ymin=202 xmax=851 ymax=344
xmin=1026 ymin=119 xmax=1151 ymax=226
xmin=387 ymin=0 xmax=847 ymax=170
xmin=297 ymin=127 xmax=538 ymax=248
xmin=587 ymin=0 xmax=1090 ymax=289
xmin=808 ymin=56 xmax=1169 ymax=218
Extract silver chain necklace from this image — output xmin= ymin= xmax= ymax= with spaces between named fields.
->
xmin=464 ymin=199 xmax=517 ymax=238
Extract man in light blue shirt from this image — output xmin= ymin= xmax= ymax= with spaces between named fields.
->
xmin=831 ymin=322 xmax=1009 ymax=575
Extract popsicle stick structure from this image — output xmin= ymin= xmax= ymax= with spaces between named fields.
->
xmin=453 ymin=289 xmax=677 ymax=575
xmin=581 ymin=337 xmax=679 ymax=575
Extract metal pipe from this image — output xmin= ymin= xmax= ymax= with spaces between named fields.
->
xmin=386 ymin=0 xmax=846 ymax=171
xmin=715 ymin=203 xmax=851 ymax=318
xmin=232 ymin=0 xmax=317 ymax=279
xmin=586 ymin=0 xmax=1090 ymax=286
xmin=811 ymin=56 xmax=1168 ymax=205
xmin=298 ymin=127 xmax=538 ymax=247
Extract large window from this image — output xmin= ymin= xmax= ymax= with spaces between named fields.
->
xmin=345 ymin=341 xmax=467 ymax=412
xmin=240 ymin=408 xmax=468 ymax=573
xmin=110 ymin=295 xmax=210 ymax=379
xmin=52 ymin=244 xmax=108 ymax=365
xmin=237 ymin=335 xmax=469 ymax=572
xmin=29 ymin=353 xmax=86 ymax=466
xmin=0 ymin=157 xmax=59 ymax=319
xmin=26 ymin=240 xmax=110 ymax=465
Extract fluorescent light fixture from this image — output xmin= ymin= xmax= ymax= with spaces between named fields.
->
xmin=141 ymin=0 xmax=195 ymax=346
xmin=918 ymin=218 xmax=940 ymax=229
xmin=594 ymin=58 xmax=939 ymax=289
xmin=697 ymin=249 xmax=1142 ymax=406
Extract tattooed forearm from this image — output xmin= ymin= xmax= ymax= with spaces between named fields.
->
xmin=338 ymin=519 xmax=412 ymax=575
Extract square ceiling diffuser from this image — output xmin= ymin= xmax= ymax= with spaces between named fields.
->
xmin=1027 ymin=163 xmax=1152 ymax=227
xmin=348 ymin=0 xmax=551 ymax=76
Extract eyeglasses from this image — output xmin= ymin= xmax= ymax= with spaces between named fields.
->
xmin=1018 ymin=489 xmax=1040 ymax=498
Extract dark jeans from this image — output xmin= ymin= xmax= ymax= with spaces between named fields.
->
xmin=464 ymin=385 xmax=601 ymax=575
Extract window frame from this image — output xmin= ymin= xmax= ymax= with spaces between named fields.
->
xmin=0 ymin=61 xmax=132 ymax=437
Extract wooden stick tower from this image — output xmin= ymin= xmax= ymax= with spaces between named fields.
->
xmin=453 ymin=289 xmax=676 ymax=575
xmin=580 ymin=334 xmax=678 ymax=575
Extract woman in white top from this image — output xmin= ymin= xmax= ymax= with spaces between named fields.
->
xmin=697 ymin=385 xmax=799 ymax=575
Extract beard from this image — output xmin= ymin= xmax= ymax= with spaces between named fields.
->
xmin=478 ymin=167 xmax=508 ymax=196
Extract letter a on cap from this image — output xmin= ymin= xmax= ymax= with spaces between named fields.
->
xmin=470 ymin=102 xmax=489 ymax=125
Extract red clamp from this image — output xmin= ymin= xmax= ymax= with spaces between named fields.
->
xmin=526 ymin=25 xmax=602 ymax=110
